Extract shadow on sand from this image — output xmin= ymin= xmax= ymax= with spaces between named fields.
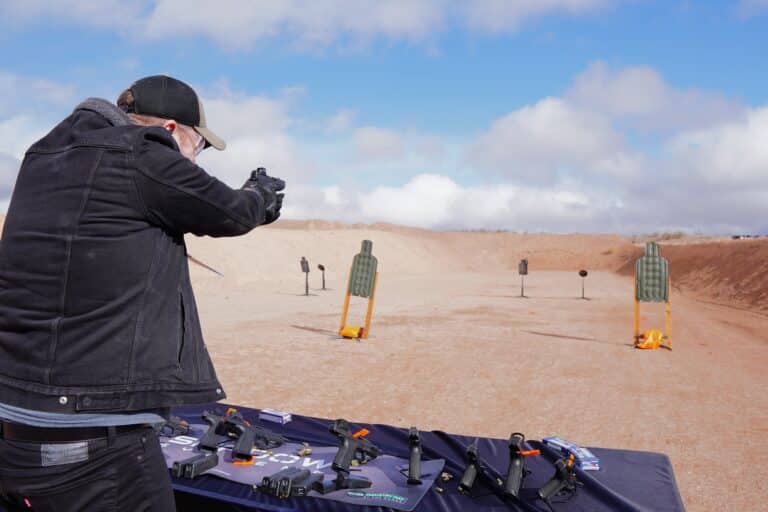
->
xmin=474 ymin=294 xmax=596 ymax=301
xmin=522 ymin=330 xmax=625 ymax=347
xmin=290 ymin=324 xmax=338 ymax=337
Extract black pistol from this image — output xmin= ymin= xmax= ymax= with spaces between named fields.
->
xmin=330 ymin=419 xmax=380 ymax=472
xmin=538 ymin=454 xmax=580 ymax=502
xmin=504 ymin=432 xmax=540 ymax=498
xmin=198 ymin=408 xmax=286 ymax=459
xmin=223 ymin=409 xmax=286 ymax=459
xmin=314 ymin=419 xmax=381 ymax=494
xmin=160 ymin=416 xmax=190 ymax=437
xmin=227 ymin=413 xmax=257 ymax=460
xmin=458 ymin=441 xmax=481 ymax=495
xmin=407 ymin=427 xmax=422 ymax=485
xmin=197 ymin=410 xmax=228 ymax=452
xmin=248 ymin=167 xmax=286 ymax=193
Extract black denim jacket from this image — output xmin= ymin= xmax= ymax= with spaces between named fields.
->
xmin=0 ymin=99 xmax=265 ymax=413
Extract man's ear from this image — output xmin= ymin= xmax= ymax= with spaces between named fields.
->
xmin=162 ymin=120 xmax=177 ymax=133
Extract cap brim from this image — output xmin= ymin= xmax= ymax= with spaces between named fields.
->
xmin=194 ymin=126 xmax=226 ymax=151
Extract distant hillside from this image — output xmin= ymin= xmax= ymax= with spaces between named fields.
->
xmin=1 ymin=214 xmax=764 ymax=314
xmin=617 ymin=239 xmax=768 ymax=314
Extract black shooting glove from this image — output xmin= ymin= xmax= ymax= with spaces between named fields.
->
xmin=241 ymin=167 xmax=286 ymax=225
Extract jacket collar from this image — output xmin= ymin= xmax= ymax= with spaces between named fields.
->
xmin=74 ymin=98 xmax=131 ymax=127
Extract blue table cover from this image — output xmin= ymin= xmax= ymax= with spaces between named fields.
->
xmin=170 ymin=404 xmax=686 ymax=512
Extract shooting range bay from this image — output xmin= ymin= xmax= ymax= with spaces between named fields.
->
xmin=172 ymin=222 xmax=767 ymax=511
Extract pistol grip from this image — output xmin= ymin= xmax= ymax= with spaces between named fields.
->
xmin=232 ymin=429 xmax=256 ymax=460
xmin=505 ymin=454 xmax=524 ymax=497
xmin=408 ymin=445 xmax=422 ymax=485
xmin=458 ymin=463 xmax=478 ymax=494
xmin=332 ymin=439 xmax=355 ymax=471
xmin=538 ymin=476 xmax=566 ymax=501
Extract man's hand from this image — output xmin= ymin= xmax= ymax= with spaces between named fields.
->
xmin=241 ymin=167 xmax=285 ymax=225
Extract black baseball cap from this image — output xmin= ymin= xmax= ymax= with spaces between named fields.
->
xmin=126 ymin=75 xmax=226 ymax=150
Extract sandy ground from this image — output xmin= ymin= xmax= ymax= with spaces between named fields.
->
xmin=183 ymin=228 xmax=768 ymax=512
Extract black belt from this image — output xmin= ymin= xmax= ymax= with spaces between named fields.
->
xmin=1 ymin=421 xmax=149 ymax=443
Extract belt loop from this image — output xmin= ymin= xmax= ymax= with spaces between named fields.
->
xmin=107 ymin=426 xmax=116 ymax=447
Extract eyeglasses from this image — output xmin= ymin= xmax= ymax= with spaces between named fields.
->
xmin=180 ymin=124 xmax=206 ymax=156
xmin=193 ymin=131 xmax=205 ymax=156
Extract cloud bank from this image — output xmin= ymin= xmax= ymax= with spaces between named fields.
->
xmin=1 ymin=63 xmax=766 ymax=235
xmin=0 ymin=0 xmax=615 ymax=50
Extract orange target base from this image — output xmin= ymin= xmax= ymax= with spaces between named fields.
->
xmin=635 ymin=329 xmax=670 ymax=350
xmin=339 ymin=325 xmax=364 ymax=339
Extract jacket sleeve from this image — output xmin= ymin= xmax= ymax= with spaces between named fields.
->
xmin=131 ymin=127 xmax=266 ymax=237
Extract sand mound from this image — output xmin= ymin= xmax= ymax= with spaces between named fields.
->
xmin=185 ymin=228 xmax=636 ymax=290
xmin=617 ymin=239 xmax=768 ymax=314
xmin=1 ymin=211 xmax=763 ymax=314
xmin=189 ymin=224 xmax=767 ymax=315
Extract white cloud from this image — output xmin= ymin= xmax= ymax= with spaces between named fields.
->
xmin=190 ymin=84 xmax=312 ymax=191
xmin=141 ymin=0 xmax=445 ymax=50
xmin=281 ymin=173 xmax=595 ymax=231
xmin=0 ymin=115 xmax=51 ymax=159
xmin=200 ymin=93 xmax=292 ymax=139
xmin=0 ymin=1 xmax=147 ymax=30
xmin=414 ymin=135 xmax=445 ymax=161
xmin=460 ymin=62 xmax=765 ymax=233
xmin=589 ymin=152 xmax=646 ymax=180
xmin=469 ymin=97 xmax=639 ymax=183
xmin=190 ymin=62 xmax=765 ymax=234
xmin=280 ymin=184 xmax=352 ymax=221
xmin=283 ymin=156 xmax=767 ymax=233
xmin=0 ymin=71 xmax=77 ymax=117
xmin=0 ymin=153 xmax=20 ymax=199
xmin=739 ymin=0 xmax=768 ymax=16
xmin=566 ymin=62 xmax=745 ymax=132
xmin=359 ymin=174 xmax=461 ymax=226
xmin=0 ymin=63 xmax=764 ymax=235
xmin=463 ymin=0 xmax=611 ymax=32
xmin=325 ymin=108 xmax=357 ymax=134
xmin=0 ymin=0 xmax=615 ymax=50
xmin=322 ymin=186 xmax=344 ymax=206
xmin=353 ymin=126 xmax=406 ymax=161
xmin=665 ymin=106 xmax=768 ymax=188
xmin=0 ymin=72 xmax=79 ymax=205
xmin=342 ymin=173 xmax=604 ymax=231
xmin=604 ymin=105 xmax=768 ymax=234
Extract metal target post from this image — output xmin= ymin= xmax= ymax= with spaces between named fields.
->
xmin=318 ymin=264 xmax=326 ymax=290
xmin=579 ymin=269 xmax=588 ymax=299
xmin=300 ymin=257 xmax=310 ymax=296
xmin=518 ymin=259 xmax=528 ymax=297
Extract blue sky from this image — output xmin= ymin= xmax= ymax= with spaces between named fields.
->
xmin=0 ymin=0 xmax=767 ymax=233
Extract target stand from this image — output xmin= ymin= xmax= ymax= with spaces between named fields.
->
xmin=633 ymin=242 xmax=672 ymax=350
xmin=339 ymin=240 xmax=378 ymax=340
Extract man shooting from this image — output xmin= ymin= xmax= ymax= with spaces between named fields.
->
xmin=0 ymin=75 xmax=284 ymax=510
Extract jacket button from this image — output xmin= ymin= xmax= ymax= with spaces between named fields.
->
xmin=58 ymin=396 xmax=68 ymax=405
xmin=216 ymin=388 xmax=222 ymax=394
